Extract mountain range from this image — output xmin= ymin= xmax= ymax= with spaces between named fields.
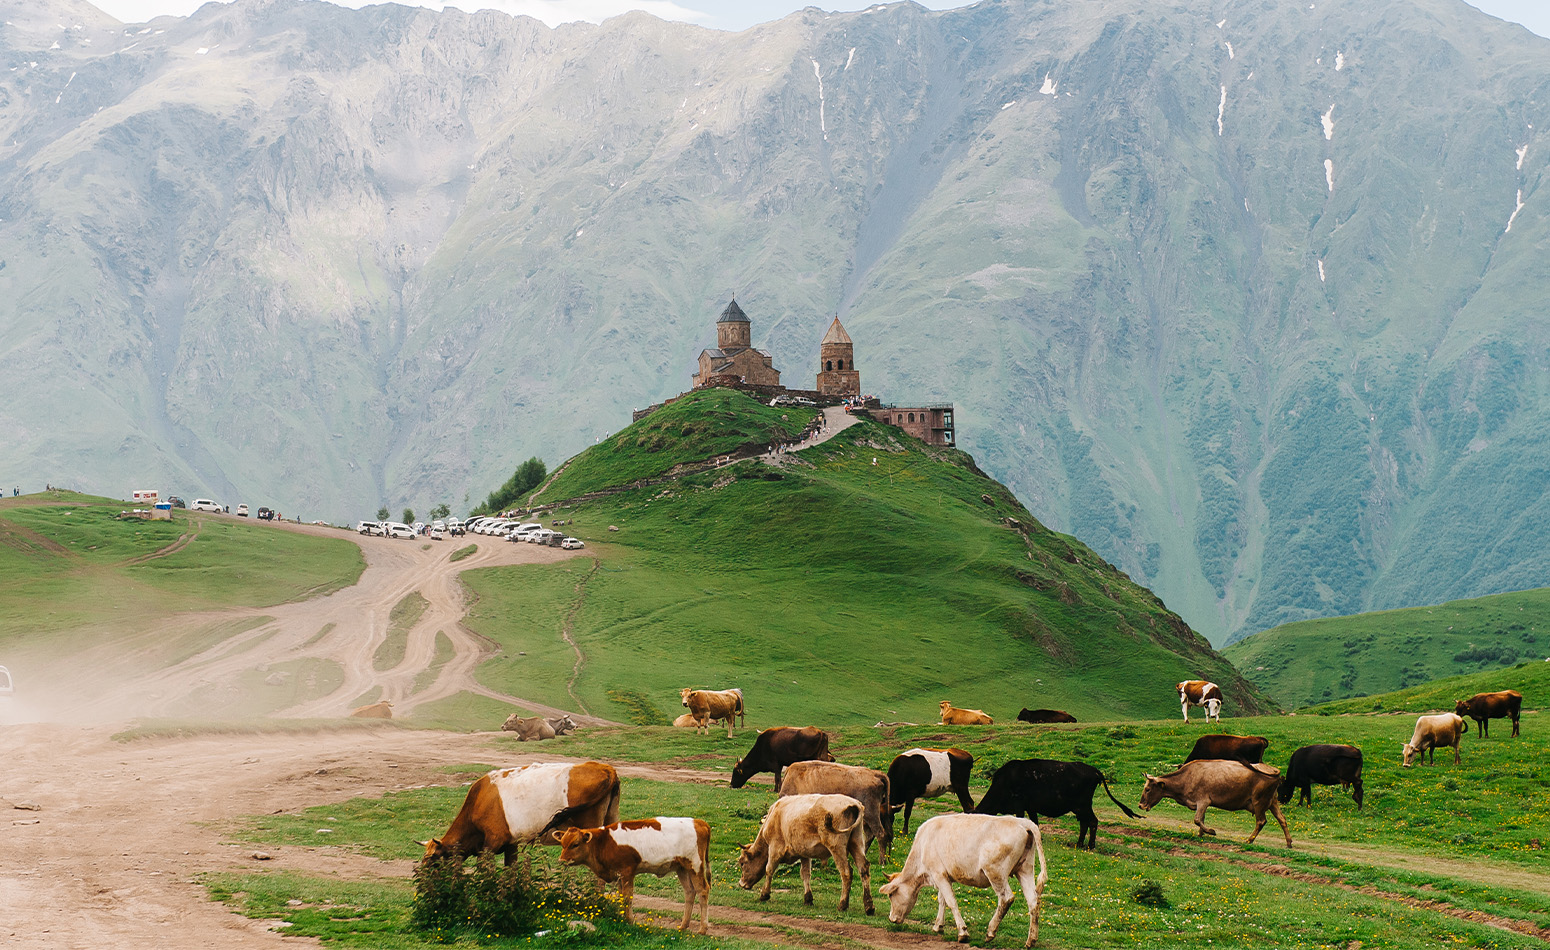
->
xmin=3 ymin=0 xmax=1549 ymax=644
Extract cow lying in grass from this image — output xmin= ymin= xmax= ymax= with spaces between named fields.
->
xmin=881 ymin=813 xmax=1049 ymax=948
xmin=559 ymin=818 xmax=711 ymax=934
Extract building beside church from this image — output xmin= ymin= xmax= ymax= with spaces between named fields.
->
xmin=815 ymin=317 xmax=860 ymax=397
xmin=690 ymin=299 xmax=781 ymax=389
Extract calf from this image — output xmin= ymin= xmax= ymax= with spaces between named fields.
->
xmin=974 ymin=758 xmax=1139 ymax=850
xmin=1279 ymin=745 xmax=1364 ymax=809
xmin=737 ymin=793 xmax=874 ymax=914
xmin=680 ymin=687 xmax=744 ymax=738
xmin=559 ymin=818 xmax=711 ymax=934
xmin=881 ymin=813 xmax=1049 ymax=948
xmin=1402 ymin=713 xmax=1464 ymax=767
xmin=780 ymin=761 xmax=894 ymax=860
xmin=939 ymin=700 xmax=993 ymax=725
xmin=730 ymin=726 xmax=834 ymax=791
xmin=1184 ymin=734 xmax=1268 ymax=765
xmin=1017 ymin=708 xmax=1077 ymax=724
xmin=1177 ymin=680 xmax=1223 ymax=722
xmin=421 ymin=761 xmax=621 ymax=863
xmin=1455 ymin=690 xmax=1523 ymax=738
xmin=1138 ymin=759 xmax=1291 ymax=847
xmin=888 ymin=747 xmax=975 ymax=835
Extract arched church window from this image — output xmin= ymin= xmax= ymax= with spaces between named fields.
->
xmin=908 ymin=413 xmax=915 ymax=423
xmin=826 ymin=360 xmax=833 ymax=371
xmin=837 ymin=359 xmax=844 ymax=370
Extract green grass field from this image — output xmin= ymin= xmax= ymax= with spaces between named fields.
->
xmin=213 ymin=713 xmax=1550 ymax=949
xmin=1227 ymin=588 xmax=1550 ymax=708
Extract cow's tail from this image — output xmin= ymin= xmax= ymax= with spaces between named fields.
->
xmin=828 ymin=803 xmax=863 ymax=836
xmin=1101 ymin=775 xmax=1141 ymax=819
xmin=1016 ymin=823 xmax=1049 ymax=898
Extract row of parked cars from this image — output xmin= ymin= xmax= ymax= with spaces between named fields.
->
xmin=466 ymin=516 xmax=585 ymax=549
xmin=355 ymin=518 xmax=467 ymax=541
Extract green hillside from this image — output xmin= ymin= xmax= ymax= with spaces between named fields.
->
xmin=1306 ymin=660 xmax=1549 ymax=717
xmin=1226 ymin=588 xmax=1550 ymax=709
xmin=456 ymin=390 xmax=1271 ymax=724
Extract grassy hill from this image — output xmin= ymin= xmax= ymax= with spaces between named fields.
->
xmin=1305 ymin=659 xmax=1549 ymax=717
xmin=1226 ymin=588 xmax=1550 ymax=710
xmin=446 ymin=389 xmax=1271 ymax=725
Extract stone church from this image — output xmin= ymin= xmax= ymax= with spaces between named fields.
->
xmin=690 ymin=299 xmax=781 ymax=389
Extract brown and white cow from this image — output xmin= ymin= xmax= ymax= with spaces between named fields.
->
xmin=939 ymin=701 xmax=993 ymax=725
xmin=420 ymin=761 xmax=621 ymax=863
xmin=1455 ymin=690 xmax=1523 ymax=738
xmin=737 ymin=793 xmax=874 ymax=914
xmin=1402 ymin=713 xmax=1464 ymax=767
xmin=350 ymin=700 xmax=393 ymax=719
xmin=1177 ymin=680 xmax=1223 ymax=723
xmin=780 ymin=760 xmax=893 ymax=860
xmin=888 ymin=747 xmax=976 ymax=835
xmin=881 ymin=813 xmax=1049 ymax=948
xmin=1138 ymin=759 xmax=1291 ymax=847
xmin=559 ymin=818 xmax=711 ymax=934
xmin=680 ymin=687 xmax=744 ymax=738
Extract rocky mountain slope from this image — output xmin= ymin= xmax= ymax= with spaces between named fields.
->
xmin=3 ymin=0 xmax=1549 ymax=644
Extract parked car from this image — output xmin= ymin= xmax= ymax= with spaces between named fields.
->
xmin=167 ymin=496 xmax=186 ymax=509
xmin=257 ymin=507 xmax=274 ymax=520
xmin=0 ymin=664 xmax=12 ymax=695
xmin=447 ymin=518 xmax=465 ymax=536
xmin=528 ymin=528 xmax=557 ymax=545
xmin=189 ymin=498 xmax=222 ymax=513
xmin=236 ymin=504 xmax=250 ymax=517
xmin=561 ymin=537 xmax=585 ymax=550
xmin=356 ymin=521 xmax=380 ymax=535
xmin=429 ymin=526 xmax=445 ymax=541
xmin=384 ymin=521 xmax=415 ymax=539
xmin=411 ymin=521 xmax=427 ymax=536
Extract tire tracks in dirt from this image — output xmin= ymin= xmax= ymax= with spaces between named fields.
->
xmin=560 ymin=557 xmax=602 ymax=716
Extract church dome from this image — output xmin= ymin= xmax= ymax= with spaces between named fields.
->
xmin=718 ymin=299 xmax=750 ymax=323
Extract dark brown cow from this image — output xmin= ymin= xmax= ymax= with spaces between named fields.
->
xmin=974 ymin=758 xmax=1140 ymax=850
xmin=888 ymin=747 xmax=976 ymax=835
xmin=1016 ymin=708 xmax=1077 ymax=724
xmin=730 ymin=726 xmax=834 ymax=792
xmin=1184 ymin=734 xmax=1268 ymax=765
xmin=1279 ymin=745 xmax=1364 ymax=810
xmin=1177 ymin=680 xmax=1223 ymax=722
xmin=559 ymin=818 xmax=711 ymax=933
xmin=1138 ymin=760 xmax=1291 ymax=847
xmin=1455 ymin=690 xmax=1523 ymax=738
xmin=421 ymin=761 xmax=621 ymax=863
xmin=780 ymin=760 xmax=893 ymax=860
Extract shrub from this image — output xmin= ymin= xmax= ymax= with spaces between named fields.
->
xmin=1131 ymin=879 xmax=1169 ymax=907
xmin=411 ymin=848 xmax=620 ymax=939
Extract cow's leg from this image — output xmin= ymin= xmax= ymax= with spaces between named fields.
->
xmin=1181 ymin=699 xmax=1190 ymax=722
xmin=953 ymin=781 xmax=976 ymax=814
xmin=1075 ymin=802 xmax=1098 ymax=849
xmin=698 ymin=864 xmax=711 ymax=935
xmin=1481 ymin=718 xmax=1489 ymax=739
xmin=901 ymin=799 xmax=915 ymax=836
xmin=984 ymin=870 xmax=1014 ymax=941
xmin=934 ymin=875 xmax=970 ymax=943
xmin=618 ymin=873 xmax=637 ymax=925
xmin=1451 ymin=741 xmax=1460 ymax=766
xmin=1016 ymin=855 xmax=1044 ymax=948
xmin=1269 ymin=796 xmax=1293 ymax=847
xmin=1245 ymin=806 xmax=1267 ymax=844
xmin=1193 ymin=801 xmax=1216 ymax=836
xmin=851 ymin=832 xmax=875 ymax=915
xmin=772 ymin=766 xmax=783 ymax=793
xmin=827 ymin=845 xmax=852 ymax=910
xmin=1298 ymin=783 xmax=1311 ymax=808
xmin=1512 ymin=713 xmax=1520 ymax=738
xmin=758 ymin=851 xmax=778 ymax=902
xmin=802 ymin=857 xmax=817 ymax=906
xmin=673 ymin=866 xmax=697 ymax=932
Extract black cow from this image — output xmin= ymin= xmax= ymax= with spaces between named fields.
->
xmin=973 ymin=758 xmax=1140 ymax=850
xmin=886 ymin=747 xmax=975 ymax=835
xmin=1184 ymin=734 xmax=1268 ymax=765
xmin=1279 ymin=745 xmax=1364 ymax=810
xmin=1017 ymin=708 xmax=1077 ymax=724
xmin=730 ymin=726 xmax=834 ymax=792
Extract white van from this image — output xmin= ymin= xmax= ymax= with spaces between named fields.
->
xmin=384 ymin=522 xmax=415 ymax=539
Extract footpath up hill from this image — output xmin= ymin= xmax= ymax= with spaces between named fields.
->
xmin=461 ymin=389 xmax=1271 ymax=725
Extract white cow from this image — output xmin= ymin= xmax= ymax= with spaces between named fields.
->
xmin=1402 ymin=713 xmax=1465 ymax=767
xmin=880 ymin=813 xmax=1049 ymax=947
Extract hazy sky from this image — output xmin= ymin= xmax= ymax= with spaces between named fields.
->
xmin=82 ymin=0 xmax=1550 ymax=37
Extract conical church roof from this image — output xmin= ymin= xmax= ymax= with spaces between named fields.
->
xmin=718 ymin=299 xmax=750 ymax=323
xmin=821 ymin=316 xmax=852 ymax=345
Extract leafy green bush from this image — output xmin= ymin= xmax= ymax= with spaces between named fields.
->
xmin=411 ymin=848 xmax=620 ymax=939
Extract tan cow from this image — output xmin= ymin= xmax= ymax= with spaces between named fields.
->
xmin=350 ymin=700 xmax=393 ymax=719
xmin=1138 ymin=759 xmax=1291 ymax=847
xmin=559 ymin=818 xmax=711 ymax=934
xmin=672 ymin=713 xmax=700 ymax=728
xmin=779 ymin=760 xmax=893 ymax=860
xmin=1402 ymin=713 xmax=1465 ymax=767
xmin=737 ymin=793 xmax=874 ymax=914
xmin=680 ymin=687 xmax=744 ymax=738
xmin=939 ymin=701 xmax=993 ymax=725
xmin=502 ymin=715 xmax=555 ymax=741
xmin=421 ymin=761 xmax=621 ymax=862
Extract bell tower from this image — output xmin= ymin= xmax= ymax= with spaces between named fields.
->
xmin=816 ymin=317 xmax=860 ymax=396
xmin=717 ymin=298 xmax=751 ymax=350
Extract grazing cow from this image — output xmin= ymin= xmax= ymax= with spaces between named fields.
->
xmin=421 ymin=761 xmax=621 ymax=863
xmin=880 ymin=813 xmax=1049 ymax=948
xmin=350 ymin=700 xmax=393 ymax=719
xmin=1177 ymin=681 xmax=1223 ymax=722
xmin=1279 ymin=745 xmax=1364 ymax=810
xmin=730 ymin=726 xmax=834 ymax=791
xmin=1455 ymin=690 xmax=1523 ymax=738
xmin=1017 ymin=708 xmax=1077 ymax=724
xmin=1402 ymin=713 xmax=1464 ymax=767
xmin=502 ymin=715 xmax=556 ymax=741
xmin=559 ymin=818 xmax=711 ymax=934
xmin=939 ymin=701 xmax=994 ymax=725
xmin=781 ymin=760 xmax=893 ymax=860
xmin=975 ymin=758 xmax=1141 ymax=850
xmin=1138 ymin=760 xmax=1291 ymax=847
xmin=680 ymin=687 xmax=744 ymax=738
xmin=888 ymin=747 xmax=976 ymax=835
xmin=737 ymin=793 xmax=874 ymax=914
xmin=1184 ymin=734 xmax=1269 ymax=765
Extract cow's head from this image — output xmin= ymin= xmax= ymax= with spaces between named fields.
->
xmin=1204 ymin=698 xmax=1222 ymax=720
xmin=419 ymin=837 xmax=455 ymax=862
xmin=1276 ymin=776 xmax=1294 ymax=804
xmin=1453 ymin=699 xmax=1471 ymax=718
xmin=557 ymin=828 xmax=594 ymax=866
xmin=1400 ymin=742 xmax=1418 ymax=768
xmin=880 ymin=872 xmax=918 ymax=923
xmin=680 ymin=687 xmax=694 ymax=707
xmin=729 ymin=759 xmax=750 ymax=788
xmin=1137 ymin=774 xmax=1165 ymax=811
xmin=735 ymin=844 xmax=765 ymax=889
